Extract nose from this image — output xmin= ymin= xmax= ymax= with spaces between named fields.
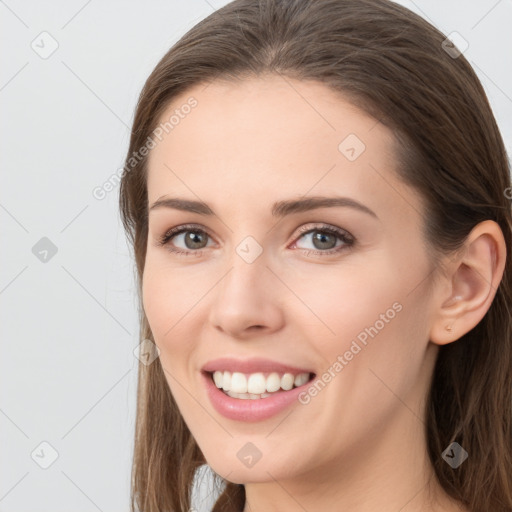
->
xmin=208 ymin=253 xmax=285 ymax=339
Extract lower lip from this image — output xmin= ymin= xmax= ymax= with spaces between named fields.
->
xmin=202 ymin=371 xmax=313 ymax=422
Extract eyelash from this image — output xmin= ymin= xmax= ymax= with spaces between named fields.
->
xmin=155 ymin=223 xmax=355 ymax=257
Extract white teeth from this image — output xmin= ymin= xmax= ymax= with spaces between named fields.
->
xmin=223 ymin=371 xmax=232 ymax=391
xmin=226 ymin=390 xmax=272 ymax=400
xmin=231 ymin=372 xmax=248 ymax=393
xmin=294 ymin=373 xmax=309 ymax=387
xmin=212 ymin=370 xmax=311 ymax=395
xmin=247 ymin=373 xmax=267 ymax=394
xmin=281 ymin=373 xmax=295 ymax=391
xmin=266 ymin=372 xmax=281 ymax=392
xmin=213 ymin=371 xmax=223 ymax=388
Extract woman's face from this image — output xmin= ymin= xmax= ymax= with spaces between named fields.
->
xmin=143 ymin=75 xmax=442 ymax=484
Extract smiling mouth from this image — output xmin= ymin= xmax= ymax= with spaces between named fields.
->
xmin=206 ymin=370 xmax=316 ymax=400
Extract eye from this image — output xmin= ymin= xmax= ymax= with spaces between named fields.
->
xmin=291 ymin=223 xmax=355 ymax=256
xmin=155 ymin=223 xmax=355 ymax=257
xmin=156 ymin=224 xmax=214 ymax=256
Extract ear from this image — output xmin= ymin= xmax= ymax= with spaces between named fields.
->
xmin=429 ymin=220 xmax=507 ymax=346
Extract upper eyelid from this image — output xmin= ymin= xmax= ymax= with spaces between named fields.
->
xmin=160 ymin=222 xmax=353 ymax=244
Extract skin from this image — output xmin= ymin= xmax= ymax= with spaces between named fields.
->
xmin=142 ymin=74 xmax=506 ymax=512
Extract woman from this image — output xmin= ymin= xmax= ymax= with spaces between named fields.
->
xmin=119 ymin=0 xmax=512 ymax=510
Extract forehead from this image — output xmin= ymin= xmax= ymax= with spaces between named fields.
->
xmin=146 ymin=75 xmax=421 ymax=223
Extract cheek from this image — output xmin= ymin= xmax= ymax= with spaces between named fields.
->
xmin=289 ymin=255 xmax=429 ymax=392
xmin=285 ymin=258 xmax=403 ymax=345
xmin=142 ymin=251 xmax=199 ymax=337
xmin=141 ymin=262 xmax=193 ymax=360
xmin=142 ymin=269 xmax=194 ymax=406
xmin=142 ymin=264 xmax=214 ymax=438
xmin=142 ymin=256 xmax=215 ymax=383
xmin=142 ymin=266 xmax=171 ymax=339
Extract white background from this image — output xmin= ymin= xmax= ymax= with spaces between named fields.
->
xmin=1 ymin=1 xmax=511 ymax=511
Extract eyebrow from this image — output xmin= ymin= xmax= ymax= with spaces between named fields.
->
xmin=149 ymin=195 xmax=378 ymax=219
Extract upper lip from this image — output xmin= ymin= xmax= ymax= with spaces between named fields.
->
xmin=201 ymin=357 xmax=315 ymax=376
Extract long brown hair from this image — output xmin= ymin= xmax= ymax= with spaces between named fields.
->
xmin=119 ymin=0 xmax=512 ymax=510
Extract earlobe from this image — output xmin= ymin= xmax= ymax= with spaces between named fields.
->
xmin=429 ymin=220 xmax=507 ymax=346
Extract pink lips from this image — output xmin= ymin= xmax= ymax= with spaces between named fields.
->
xmin=202 ymin=372 xmax=313 ymax=421
xmin=201 ymin=357 xmax=314 ymax=375
xmin=201 ymin=357 xmax=315 ymax=422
